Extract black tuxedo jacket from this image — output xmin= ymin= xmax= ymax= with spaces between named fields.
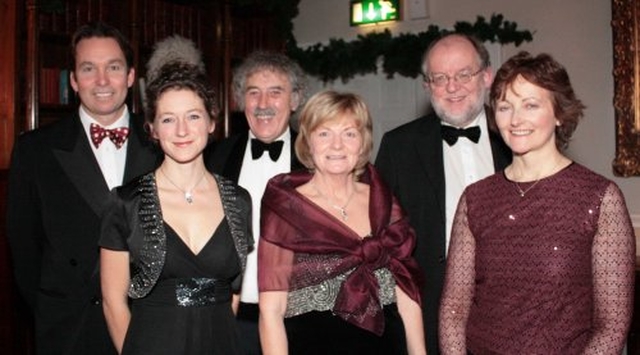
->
xmin=375 ymin=110 xmax=511 ymax=354
xmin=6 ymin=112 xmax=161 ymax=355
xmin=205 ymin=129 xmax=304 ymax=182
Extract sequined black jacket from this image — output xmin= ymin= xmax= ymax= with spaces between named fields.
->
xmin=101 ymin=171 xmax=253 ymax=299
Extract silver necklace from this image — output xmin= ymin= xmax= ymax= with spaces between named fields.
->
xmin=313 ymin=184 xmax=356 ymax=221
xmin=159 ymin=168 xmax=206 ymax=204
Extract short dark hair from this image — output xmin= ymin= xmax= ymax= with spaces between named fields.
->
xmin=490 ymin=51 xmax=585 ymax=150
xmin=144 ymin=62 xmax=218 ymax=125
xmin=232 ymin=51 xmax=307 ymax=110
xmin=71 ymin=21 xmax=134 ymax=70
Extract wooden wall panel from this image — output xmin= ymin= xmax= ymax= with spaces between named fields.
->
xmin=0 ymin=0 xmax=18 ymax=168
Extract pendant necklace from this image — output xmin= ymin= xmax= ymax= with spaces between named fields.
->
xmin=514 ymin=179 xmax=542 ymax=197
xmin=512 ymin=158 xmax=564 ymax=198
xmin=313 ymin=184 xmax=356 ymax=221
xmin=160 ymin=168 xmax=206 ymax=204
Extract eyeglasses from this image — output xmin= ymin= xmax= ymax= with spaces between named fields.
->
xmin=425 ymin=67 xmax=485 ymax=87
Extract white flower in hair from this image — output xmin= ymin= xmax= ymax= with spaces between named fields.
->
xmin=145 ymin=35 xmax=205 ymax=84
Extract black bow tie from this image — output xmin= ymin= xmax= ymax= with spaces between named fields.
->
xmin=251 ymin=139 xmax=284 ymax=161
xmin=441 ymin=125 xmax=481 ymax=146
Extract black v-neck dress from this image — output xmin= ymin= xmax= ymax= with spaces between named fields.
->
xmin=103 ymin=219 xmax=241 ymax=355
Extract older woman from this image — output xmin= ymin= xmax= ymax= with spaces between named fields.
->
xmin=258 ymin=90 xmax=426 ymax=354
xmin=99 ymin=59 xmax=252 ymax=354
xmin=439 ymin=51 xmax=635 ymax=354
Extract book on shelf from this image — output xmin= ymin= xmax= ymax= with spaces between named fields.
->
xmin=39 ymin=68 xmax=57 ymax=105
xmin=39 ymin=68 xmax=71 ymax=105
xmin=59 ymin=69 xmax=70 ymax=105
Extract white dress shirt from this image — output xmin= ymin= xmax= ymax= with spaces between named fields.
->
xmin=237 ymin=128 xmax=292 ymax=304
xmin=443 ymin=111 xmax=495 ymax=253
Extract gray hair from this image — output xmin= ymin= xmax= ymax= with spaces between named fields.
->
xmin=421 ymin=33 xmax=491 ymax=77
xmin=232 ymin=51 xmax=307 ymax=110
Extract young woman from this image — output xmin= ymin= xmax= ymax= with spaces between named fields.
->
xmin=99 ymin=61 xmax=252 ymax=354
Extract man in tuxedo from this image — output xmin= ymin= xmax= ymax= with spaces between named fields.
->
xmin=375 ymin=33 xmax=511 ymax=354
xmin=7 ymin=22 xmax=159 ymax=354
xmin=205 ymin=51 xmax=307 ymax=354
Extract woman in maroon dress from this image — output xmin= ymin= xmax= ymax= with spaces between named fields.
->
xmin=439 ymin=51 xmax=635 ymax=354
xmin=258 ymin=90 xmax=426 ymax=354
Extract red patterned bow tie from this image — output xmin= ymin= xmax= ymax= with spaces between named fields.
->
xmin=90 ymin=123 xmax=130 ymax=149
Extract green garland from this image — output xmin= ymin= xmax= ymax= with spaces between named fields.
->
xmin=286 ymin=13 xmax=534 ymax=83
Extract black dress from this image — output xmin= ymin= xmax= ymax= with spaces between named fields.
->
xmin=104 ymin=220 xmax=241 ymax=355
xmin=284 ymin=305 xmax=407 ymax=355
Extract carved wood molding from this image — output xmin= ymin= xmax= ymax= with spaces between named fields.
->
xmin=612 ymin=0 xmax=640 ymax=176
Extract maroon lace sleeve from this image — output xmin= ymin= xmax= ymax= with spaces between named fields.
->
xmin=439 ymin=193 xmax=474 ymax=355
xmin=583 ymin=183 xmax=635 ymax=354
xmin=439 ymin=180 xmax=636 ymax=355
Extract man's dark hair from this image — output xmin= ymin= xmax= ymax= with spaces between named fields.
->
xmin=71 ymin=21 xmax=134 ymax=70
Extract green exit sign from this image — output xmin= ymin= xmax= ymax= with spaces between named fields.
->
xmin=350 ymin=0 xmax=400 ymax=26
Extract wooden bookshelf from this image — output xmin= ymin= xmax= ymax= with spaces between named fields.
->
xmin=24 ymin=0 xmax=284 ymax=134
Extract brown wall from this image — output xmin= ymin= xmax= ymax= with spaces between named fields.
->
xmin=0 ymin=0 xmax=18 ymax=169
xmin=0 ymin=0 xmax=26 ymax=351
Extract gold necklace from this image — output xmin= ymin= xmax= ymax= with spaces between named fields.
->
xmin=313 ymin=184 xmax=356 ymax=221
xmin=512 ymin=158 xmax=564 ymax=198
xmin=159 ymin=168 xmax=206 ymax=204
xmin=514 ymin=179 xmax=542 ymax=197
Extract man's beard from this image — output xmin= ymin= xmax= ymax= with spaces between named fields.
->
xmin=432 ymin=100 xmax=484 ymax=127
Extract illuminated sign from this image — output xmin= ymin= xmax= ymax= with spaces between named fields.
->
xmin=350 ymin=0 xmax=400 ymax=26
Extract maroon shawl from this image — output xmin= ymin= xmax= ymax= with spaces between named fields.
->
xmin=258 ymin=164 xmax=422 ymax=335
